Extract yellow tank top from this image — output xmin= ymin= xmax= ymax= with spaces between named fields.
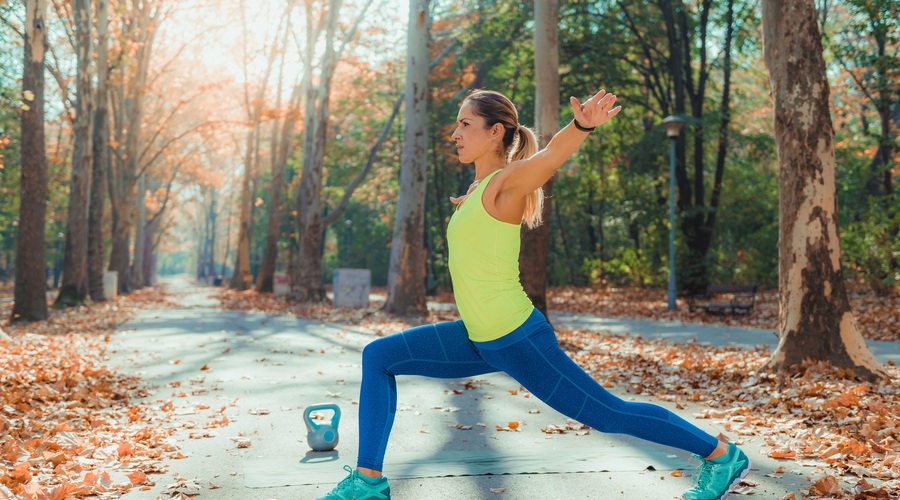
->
xmin=447 ymin=169 xmax=534 ymax=342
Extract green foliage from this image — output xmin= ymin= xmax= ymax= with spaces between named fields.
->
xmin=0 ymin=79 xmax=20 ymax=277
xmin=842 ymin=200 xmax=899 ymax=294
xmin=322 ymin=201 xmax=393 ymax=286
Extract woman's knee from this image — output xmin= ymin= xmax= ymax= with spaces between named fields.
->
xmin=362 ymin=335 xmax=399 ymax=371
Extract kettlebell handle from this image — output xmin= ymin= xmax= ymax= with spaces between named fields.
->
xmin=303 ymin=403 xmax=341 ymax=430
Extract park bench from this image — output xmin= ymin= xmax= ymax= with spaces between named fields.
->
xmin=687 ymin=284 xmax=758 ymax=314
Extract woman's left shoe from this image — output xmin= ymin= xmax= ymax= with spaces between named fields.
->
xmin=315 ymin=465 xmax=391 ymax=500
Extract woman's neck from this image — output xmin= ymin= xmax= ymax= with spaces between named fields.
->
xmin=473 ymin=156 xmax=505 ymax=181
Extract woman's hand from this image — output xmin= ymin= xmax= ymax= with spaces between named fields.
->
xmin=570 ymin=90 xmax=621 ymax=129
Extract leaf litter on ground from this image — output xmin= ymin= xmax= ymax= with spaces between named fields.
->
xmin=2 ymin=283 xmax=895 ymax=498
xmin=218 ymin=285 xmax=899 ymax=497
xmin=0 ymin=287 xmax=184 ymax=499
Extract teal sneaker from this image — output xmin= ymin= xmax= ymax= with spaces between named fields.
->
xmin=315 ymin=465 xmax=391 ymax=500
xmin=682 ymin=443 xmax=751 ymax=500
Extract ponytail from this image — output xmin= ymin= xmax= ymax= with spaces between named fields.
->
xmin=511 ymin=126 xmax=544 ymax=229
xmin=463 ymin=89 xmax=545 ymax=228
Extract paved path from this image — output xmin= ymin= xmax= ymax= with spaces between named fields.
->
xmin=105 ymin=277 xmax=891 ymax=499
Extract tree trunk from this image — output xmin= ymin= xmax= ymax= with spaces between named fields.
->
xmin=198 ymin=187 xmax=218 ymax=281
xmin=294 ymin=0 xmax=343 ymax=302
xmin=653 ymin=0 xmax=730 ymax=294
xmin=385 ymin=0 xmax=429 ymax=315
xmin=108 ymin=3 xmax=156 ymax=294
xmin=520 ymin=0 xmax=559 ymax=316
xmin=131 ymin=175 xmax=147 ymax=290
xmin=761 ymin=0 xmax=886 ymax=380
xmin=141 ymin=216 xmax=157 ymax=287
xmin=12 ymin=0 xmax=49 ymax=322
xmin=56 ymin=0 xmax=93 ymax=308
xmin=88 ymin=0 xmax=110 ymax=302
xmin=256 ymin=15 xmax=297 ymax=293
xmin=229 ymin=128 xmax=255 ymax=290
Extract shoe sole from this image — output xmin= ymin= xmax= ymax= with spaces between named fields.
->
xmin=721 ymin=461 xmax=751 ymax=499
xmin=681 ymin=461 xmax=752 ymax=500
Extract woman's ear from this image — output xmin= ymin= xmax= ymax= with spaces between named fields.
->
xmin=491 ymin=123 xmax=505 ymax=139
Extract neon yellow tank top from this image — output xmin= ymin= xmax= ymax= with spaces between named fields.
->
xmin=447 ymin=169 xmax=534 ymax=342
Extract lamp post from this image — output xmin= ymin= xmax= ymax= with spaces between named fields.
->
xmin=662 ymin=116 xmax=684 ymax=311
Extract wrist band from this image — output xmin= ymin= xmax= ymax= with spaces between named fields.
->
xmin=573 ymin=119 xmax=595 ymax=133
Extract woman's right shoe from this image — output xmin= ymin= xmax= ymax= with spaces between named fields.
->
xmin=682 ymin=443 xmax=751 ymax=500
xmin=315 ymin=465 xmax=391 ymax=500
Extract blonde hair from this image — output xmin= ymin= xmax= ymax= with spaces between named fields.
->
xmin=464 ymin=90 xmax=544 ymax=229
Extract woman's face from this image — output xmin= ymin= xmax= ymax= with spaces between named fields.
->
xmin=452 ymin=102 xmax=500 ymax=164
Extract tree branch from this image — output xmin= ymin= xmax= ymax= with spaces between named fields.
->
xmin=322 ymin=93 xmax=403 ymax=229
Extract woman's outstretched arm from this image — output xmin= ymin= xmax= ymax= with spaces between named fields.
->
xmin=503 ymin=90 xmax=621 ymax=196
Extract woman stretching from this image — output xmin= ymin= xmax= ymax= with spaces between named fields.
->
xmin=317 ymin=89 xmax=750 ymax=500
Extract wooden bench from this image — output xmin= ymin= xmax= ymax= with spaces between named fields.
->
xmin=687 ymin=284 xmax=758 ymax=314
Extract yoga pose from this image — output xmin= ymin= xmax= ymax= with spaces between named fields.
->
xmin=317 ymin=89 xmax=750 ymax=500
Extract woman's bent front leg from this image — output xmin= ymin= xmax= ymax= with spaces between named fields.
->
xmin=357 ymin=321 xmax=497 ymax=471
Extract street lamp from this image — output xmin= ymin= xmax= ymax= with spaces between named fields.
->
xmin=662 ymin=116 xmax=685 ymax=311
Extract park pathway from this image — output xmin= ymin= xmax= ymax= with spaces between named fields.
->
xmin=105 ymin=276 xmax=825 ymax=499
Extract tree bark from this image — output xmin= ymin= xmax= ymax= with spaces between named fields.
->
xmin=12 ymin=0 xmax=49 ymax=322
xmin=650 ymin=0 xmax=732 ymax=293
xmin=520 ymin=0 xmax=559 ymax=317
xmin=88 ymin=0 xmax=110 ymax=302
xmin=108 ymin=0 xmax=159 ymax=294
xmin=385 ymin=0 xmax=429 ymax=315
xmin=761 ymin=0 xmax=886 ymax=380
xmin=231 ymin=0 xmax=278 ymax=290
xmin=56 ymin=0 xmax=93 ymax=307
xmin=229 ymin=126 xmax=255 ymax=290
xmin=257 ymin=14 xmax=296 ymax=293
xmin=294 ymin=0 xmax=342 ymax=302
xmin=131 ymin=175 xmax=147 ymax=290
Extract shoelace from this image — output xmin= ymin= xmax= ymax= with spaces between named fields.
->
xmin=690 ymin=454 xmax=714 ymax=489
xmin=331 ymin=465 xmax=356 ymax=495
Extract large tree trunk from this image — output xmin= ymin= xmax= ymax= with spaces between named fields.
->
xmin=385 ymin=0 xmax=429 ymax=315
xmin=761 ymin=0 xmax=886 ymax=380
xmin=56 ymin=0 xmax=93 ymax=308
xmin=294 ymin=0 xmax=342 ymax=302
xmin=108 ymin=0 xmax=158 ymax=294
xmin=229 ymin=128 xmax=255 ymax=290
xmin=12 ymin=0 xmax=49 ymax=322
xmin=88 ymin=0 xmax=110 ymax=302
xmin=520 ymin=0 xmax=559 ymax=317
xmin=230 ymin=0 xmax=278 ymax=290
xmin=256 ymin=14 xmax=297 ymax=293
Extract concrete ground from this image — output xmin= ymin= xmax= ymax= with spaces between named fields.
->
xmin=105 ymin=277 xmax=887 ymax=499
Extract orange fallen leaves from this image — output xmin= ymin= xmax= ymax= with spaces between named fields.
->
xmin=126 ymin=470 xmax=148 ymax=485
xmin=0 ymin=287 xmax=179 ymax=498
xmin=770 ymin=449 xmax=796 ymax=459
xmin=809 ymin=474 xmax=842 ymax=496
xmin=556 ymin=327 xmax=900 ymax=497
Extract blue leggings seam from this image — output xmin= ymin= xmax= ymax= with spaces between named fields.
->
xmin=433 ymin=324 xmax=451 ymax=361
xmin=524 ymin=335 xmax=677 ymax=430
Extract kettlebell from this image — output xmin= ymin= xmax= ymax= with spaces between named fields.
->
xmin=303 ymin=403 xmax=341 ymax=451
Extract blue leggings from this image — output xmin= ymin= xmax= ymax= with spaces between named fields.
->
xmin=357 ymin=308 xmax=718 ymax=471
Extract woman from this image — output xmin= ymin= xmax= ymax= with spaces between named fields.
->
xmin=317 ymin=89 xmax=750 ymax=500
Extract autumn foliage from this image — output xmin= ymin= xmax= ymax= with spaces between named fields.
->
xmin=0 ymin=289 xmax=179 ymax=499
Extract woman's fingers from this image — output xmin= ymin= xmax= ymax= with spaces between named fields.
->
xmin=586 ymin=90 xmax=607 ymax=106
xmin=572 ymin=90 xmax=622 ymax=127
